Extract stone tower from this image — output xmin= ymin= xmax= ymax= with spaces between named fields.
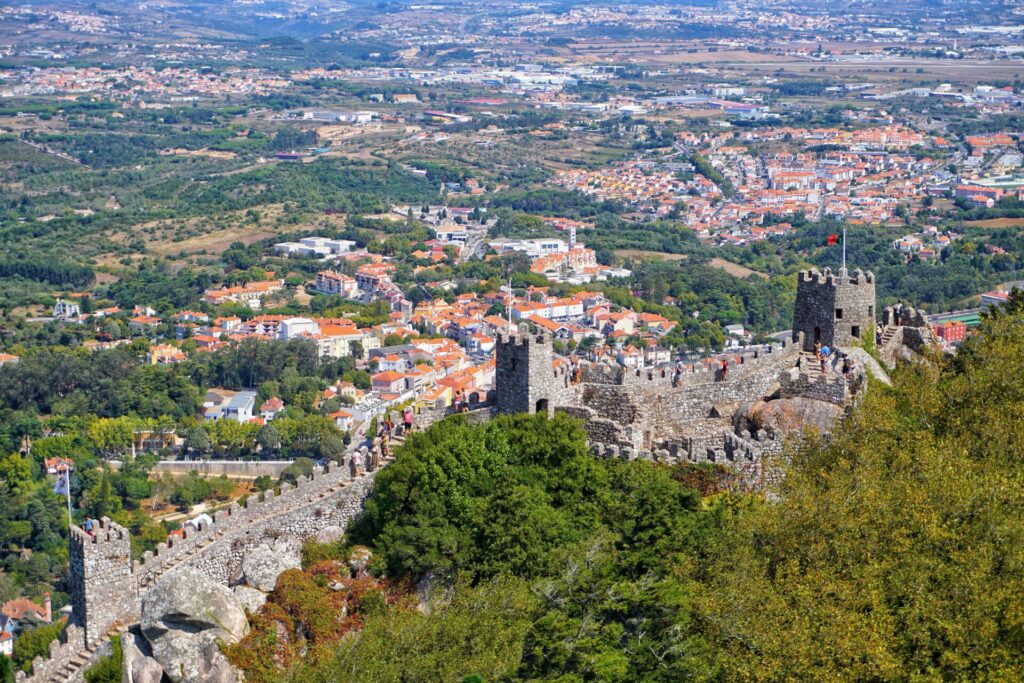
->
xmin=68 ymin=518 xmax=139 ymax=647
xmin=495 ymin=324 xmax=555 ymax=417
xmin=793 ymin=267 xmax=875 ymax=351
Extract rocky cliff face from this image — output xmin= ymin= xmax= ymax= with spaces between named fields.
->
xmin=124 ymin=539 xmax=303 ymax=683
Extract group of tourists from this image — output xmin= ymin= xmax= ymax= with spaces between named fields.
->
xmin=813 ymin=341 xmax=857 ymax=377
xmin=452 ymin=390 xmax=472 ymax=414
xmin=349 ymin=407 xmax=417 ymax=478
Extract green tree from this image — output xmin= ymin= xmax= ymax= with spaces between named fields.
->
xmin=84 ymin=470 xmax=122 ymax=518
xmin=83 ymin=635 xmax=121 ymax=683
xmin=12 ymin=621 xmax=64 ymax=672
xmin=87 ymin=417 xmax=137 ymax=458
xmin=286 ymin=578 xmax=537 ymax=683
xmin=279 ymin=457 xmax=315 ymax=485
xmin=184 ymin=426 xmax=212 ymax=458
xmin=256 ymin=424 xmax=282 ymax=458
xmin=0 ymin=453 xmax=33 ymax=495
xmin=694 ymin=303 xmax=1024 ymax=681
xmin=0 ymin=653 xmax=13 ymax=683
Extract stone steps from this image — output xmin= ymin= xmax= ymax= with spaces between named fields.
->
xmin=47 ymin=644 xmax=96 ymax=682
xmin=43 ymin=623 xmax=131 ymax=682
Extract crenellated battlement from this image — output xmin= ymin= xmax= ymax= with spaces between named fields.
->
xmin=69 ymin=517 xmax=129 ymax=551
xmin=588 ymin=425 xmax=784 ymax=490
xmin=495 ymin=325 xmax=557 ymax=416
xmin=798 ymin=266 xmax=875 ymax=286
xmin=496 ymin=324 xmax=551 ymax=348
xmin=133 ymin=461 xmax=349 ymax=586
xmin=882 ymin=305 xmax=928 ymax=328
xmin=780 ymin=363 xmax=863 ymax=406
xmin=578 ymin=337 xmax=799 ymax=391
xmin=69 ymin=517 xmax=134 ymax=649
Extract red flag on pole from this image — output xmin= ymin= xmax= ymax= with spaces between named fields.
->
xmin=827 ymin=234 xmax=839 ymax=245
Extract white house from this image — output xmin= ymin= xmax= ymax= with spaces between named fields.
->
xmin=279 ymin=317 xmax=320 ymax=340
xmin=203 ymin=389 xmax=257 ymax=423
xmin=53 ymin=299 xmax=81 ymax=319
xmin=260 ymin=396 xmax=285 ymax=421
xmin=328 ymin=409 xmax=354 ymax=432
xmin=314 ymin=271 xmax=360 ymax=298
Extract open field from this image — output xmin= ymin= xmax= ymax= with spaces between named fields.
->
xmin=91 ymin=204 xmax=346 ymax=269
xmin=148 ymin=224 xmax=283 ymax=257
xmin=564 ymin=42 xmax=797 ymax=65
xmin=616 ymin=249 xmax=689 ymax=262
xmin=615 ymin=250 xmax=768 ymax=279
xmin=965 ymin=217 xmax=1024 ymax=229
xmin=709 ymin=257 xmax=769 ymax=279
xmin=160 ymin=148 xmax=237 ymax=160
xmin=720 ymin=59 xmax=1024 ymax=83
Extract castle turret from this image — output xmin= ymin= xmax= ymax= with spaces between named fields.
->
xmin=793 ymin=267 xmax=875 ymax=351
xmin=68 ymin=518 xmax=139 ymax=647
xmin=495 ymin=324 xmax=555 ymax=417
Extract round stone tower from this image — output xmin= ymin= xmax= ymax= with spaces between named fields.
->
xmin=793 ymin=267 xmax=876 ymax=351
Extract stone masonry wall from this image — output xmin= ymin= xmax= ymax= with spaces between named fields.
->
xmin=793 ymin=268 xmax=875 ymax=351
xmin=68 ymin=520 xmax=137 ymax=648
xmin=779 ymin=366 xmax=857 ymax=405
xmin=133 ymin=462 xmax=373 ymax=589
xmin=23 ymin=462 xmax=381 ymax=683
xmin=565 ymin=340 xmax=802 ymax=453
xmin=14 ymin=624 xmax=85 ymax=683
xmin=496 ymin=326 xmax=559 ymax=417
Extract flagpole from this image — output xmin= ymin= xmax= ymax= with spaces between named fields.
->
xmin=66 ymin=471 xmax=72 ymax=527
xmin=842 ymin=228 xmax=847 ymax=271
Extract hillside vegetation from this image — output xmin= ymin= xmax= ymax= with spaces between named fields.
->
xmin=232 ymin=302 xmax=1024 ymax=680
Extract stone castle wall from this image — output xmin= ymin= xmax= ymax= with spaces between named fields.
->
xmin=68 ymin=520 xmax=138 ymax=648
xmin=132 ymin=463 xmax=375 ymax=588
xmin=36 ymin=272 xmax=882 ymax=682
xmin=21 ymin=462 xmax=381 ymax=682
xmin=589 ymin=426 xmax=785 ymax=490
xmin=563 ymin=339 xmax=802 ymax=453
xmin=879 ymin=305 xmax=938 ymax=367
xmin=495 ymin=327 xmax=559 ymax=416
xmin=14 ymin=624 xmax=87 ymax=683
xmin=779 ymin=366 xmax=859 ymax=406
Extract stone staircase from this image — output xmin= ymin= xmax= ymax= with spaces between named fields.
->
xmin=45 ymin=643 xmax=96 ymax=683
xmin=796 ymin=351 xmax=837 ymax=373
xmin=880 ymin=325 xmax=898 ymax=347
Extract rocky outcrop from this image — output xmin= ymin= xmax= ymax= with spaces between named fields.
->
xmin=123 ymin=536 xmax=311 ymax=683
xmin=197 ymin=642 xmax=239 ymax=683
xmin=738 ymin=397 xmax=843 ymax=437
xmin=241 ymin=538 xmax=302 ymax=592
xmin=141 ymin=568 xmax=248 ymax=683
xmin=232 ymin=585 xmax=268 ymax=614
xmin=121 ymin=632 xmax=164 ymax=683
